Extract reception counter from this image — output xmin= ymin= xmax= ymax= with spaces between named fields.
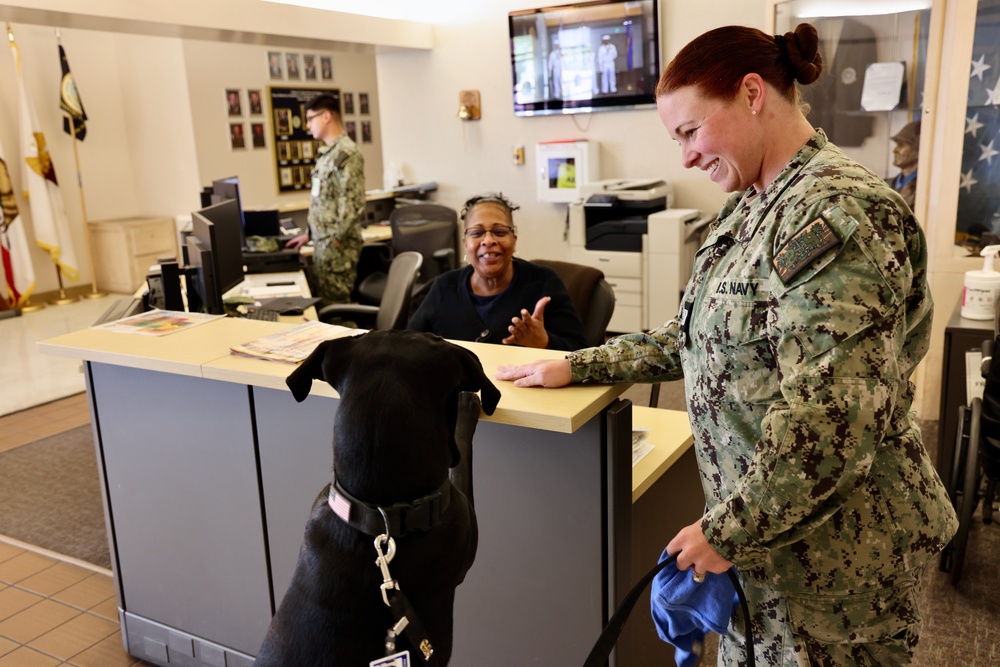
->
xmin=39 ymin=319 xmax=700 ymax=666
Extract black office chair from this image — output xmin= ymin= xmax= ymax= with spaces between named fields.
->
xmin=318 ymin=251 xmax=423 ymax=330
xmin=531 ymin=259 xmax=615 ymax=348
xmin=356 ymin=204 xmax=460 ymax=306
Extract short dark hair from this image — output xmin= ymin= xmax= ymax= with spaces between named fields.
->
xmin=461 ymin=192 xmax=520 ymax=223
xmin=656 ymin=23 xmax=823 ymax=105
xmin=305 ymin=93 xmax=342 ymax=123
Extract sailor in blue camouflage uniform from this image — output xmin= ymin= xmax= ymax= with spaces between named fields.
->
xmin=497 ymin=24 xmax=957 ymax=666
xmin=285 ymin=93 xmax=365 ymax=303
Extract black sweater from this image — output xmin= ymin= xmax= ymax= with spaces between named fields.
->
xmin=407 ymin=259 xmax=588 ymax=351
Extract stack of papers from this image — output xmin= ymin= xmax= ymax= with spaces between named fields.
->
xmin=230 ymin=321 xmax=361 ymax=363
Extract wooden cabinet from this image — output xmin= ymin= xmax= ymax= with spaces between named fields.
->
xmin=89 ymin=217 xmax=178 ymax=294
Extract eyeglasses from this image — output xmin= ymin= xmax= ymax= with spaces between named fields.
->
xmin=463 ymin=225 xmax=516 ymax=240
xmin=305 ymin=112 xmax=325 ymax=124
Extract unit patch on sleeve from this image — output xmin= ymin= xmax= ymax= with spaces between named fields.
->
xmin=771 ymin=216 xmax=841 ymax=284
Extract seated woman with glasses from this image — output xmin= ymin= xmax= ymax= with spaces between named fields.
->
xmin=407 ymin=192 xmax=589 ymax=350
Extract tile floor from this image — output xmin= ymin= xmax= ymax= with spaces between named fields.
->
xmin=0 ymin=536 xmax=155 ymax=667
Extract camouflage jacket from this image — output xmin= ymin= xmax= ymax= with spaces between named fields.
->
xmin=308 ymin=133 xmax=365 ymax=250
xmin=569 ymin=131 xmax=957 ymax=596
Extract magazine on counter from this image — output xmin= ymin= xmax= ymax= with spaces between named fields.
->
xmin=91 ymin=309 xmax=223 ymax=336
xmin=230 ymin=320 xmax=361 ymax=363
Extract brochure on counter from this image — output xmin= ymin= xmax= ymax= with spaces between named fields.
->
xmin=91 ymin=309 xmax=223 ymax=336
xmin=230 ymin=320 xmax=361 ymax=363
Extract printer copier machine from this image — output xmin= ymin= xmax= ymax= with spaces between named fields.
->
xmin=568 ymin=178 xmax=705 ymax=333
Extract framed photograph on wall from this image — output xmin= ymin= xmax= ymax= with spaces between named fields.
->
xmin=321 ymin=56 xmax=333 ymax=81
xmin=251 ymin=122 xmax=266 ymax=149
xmin=343 ymin=92 xmax=354 ymax=115
xmin=229 ymin=122 xmax=246 ymax=150
xmin=268 ymin=85 xmax=339 ymax=193
xmin=248 ymin=89 xmax=263 ymax=115
xmin=345 ymin=120 xmax=356 ymax=142
xmin=268 ymin=52 xmax=283 ymax=80
xmin=274 ymin=108 xmax=292 ymax=135
xmin=286 ymin=53 xmax=301 ymax=80
xmin=361 ymin=120 xmax=372 ymax=144
xmin=226 ymin=89 xmax=242 ymax=116
xmin=359 ymin=92 xmax=370 ymax=115
xmin=304 ymin=54 xmax=317 ymax=81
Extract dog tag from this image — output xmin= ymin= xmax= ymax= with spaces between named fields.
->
xmin=370 ymin=651 xmax=410 ymax=667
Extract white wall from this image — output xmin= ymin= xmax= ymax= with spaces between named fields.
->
xmin=0 ymin=3 xmax=393 ymax=295
xmin=376 ymin=0 xmax=767 ymax=261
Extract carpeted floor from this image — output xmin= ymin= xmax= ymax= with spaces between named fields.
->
xmin=0 ymin=424 xmax=111 ymax=569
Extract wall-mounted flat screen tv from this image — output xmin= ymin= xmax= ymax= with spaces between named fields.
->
xmin=509 ymin=0 xmax=661 ymax=117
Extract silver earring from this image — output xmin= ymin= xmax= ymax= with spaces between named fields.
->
xmin=751 ymin=109 xmax=758 ymax=116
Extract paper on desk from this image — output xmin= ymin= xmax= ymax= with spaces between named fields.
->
xmin=632 ymin=427 xmax=654 ymax=467
xmin=92 ymin=309 xmax=223 ymax=336
xmin=230 ymin=320 xmax=361 ymax=363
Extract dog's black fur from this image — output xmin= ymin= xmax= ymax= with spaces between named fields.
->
xmin=254 ymin=330 xmax=501 ymax=667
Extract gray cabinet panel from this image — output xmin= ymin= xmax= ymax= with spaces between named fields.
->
xmin=90 ymin=364 xmax=272 ymax=655
xmin=253 ymin=386 xmax=339 ymax=603
xmin=451 ymin=418 xmax=605 ymax=665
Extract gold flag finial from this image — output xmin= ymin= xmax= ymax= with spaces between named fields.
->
xmin=7 ymin=23 xmax=14 ymax=43
xmin=55 ymin=28 xmax=61 ymax=44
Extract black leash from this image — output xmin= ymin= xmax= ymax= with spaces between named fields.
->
xmin=582 ymin=554 xmax=756 ymax=667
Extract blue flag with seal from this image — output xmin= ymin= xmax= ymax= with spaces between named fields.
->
xmin=58 ymin=42 xmax=87 ymax=141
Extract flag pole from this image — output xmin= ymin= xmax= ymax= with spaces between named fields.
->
xmin=67 ymin=100 xmax=104 ymax=299
xmin=6 ymin=24 xmax=44 ymax=312
xmin=48 ymin=259 xmax=76 ymax=305
xmin=47 ymin=34 xmax=77 ymax=309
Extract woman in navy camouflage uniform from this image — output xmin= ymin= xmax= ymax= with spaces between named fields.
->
xmin=497 ymin=24 xmax=957 ymax=666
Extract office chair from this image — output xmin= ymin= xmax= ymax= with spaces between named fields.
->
xmin=531 ymin=259 xmax=615 ymax=348
xmin=318 ymin=251 xmax=423 ymax=330
xmin=351 ymin=243 xmax=392 ymax=302
xmin=356 ymin=204 xmax=460 ymax=306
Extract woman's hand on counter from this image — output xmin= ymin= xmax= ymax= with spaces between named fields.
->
xmin=495 ymin=358 xmax=571 ymax=388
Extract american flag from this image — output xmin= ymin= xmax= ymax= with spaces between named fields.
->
xmin=958 ymin=0 xmax=1000 ymax=243
xmin=328 ymin=489 xmax=352 ymax=523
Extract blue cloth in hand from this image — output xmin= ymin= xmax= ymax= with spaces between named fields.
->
xmin=650 ymin=548 xmax=739 ymax=667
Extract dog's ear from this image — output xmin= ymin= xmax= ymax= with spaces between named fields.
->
xmin=285 ymin=336 xmax=358 ymax=401
xmin=455 ymin=347 xmax=502 ymax=415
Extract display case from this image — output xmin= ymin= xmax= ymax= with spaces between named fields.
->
xmin=771 ymin=2 xmax=930 ymax=196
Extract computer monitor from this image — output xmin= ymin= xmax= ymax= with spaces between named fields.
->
xmin=186 ymin=199 xmax=244 ymax=315
xmin=209 ymin=176 xmax=250 ymax=244
xmin=243 ymin=209 xmax=282 ymax=237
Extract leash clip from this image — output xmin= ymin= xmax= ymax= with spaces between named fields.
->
xmin=374 ymin=533 xmax=399 ymax=606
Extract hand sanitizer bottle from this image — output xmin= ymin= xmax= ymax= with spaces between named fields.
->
xmin=962 ymin=244 xmax=1000 ymax=320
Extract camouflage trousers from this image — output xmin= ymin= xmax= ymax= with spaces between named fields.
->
xmin=718 ymin=568 xmax=923 ymax=666
xmin=310 ymin=238 xmax=361 ymax=304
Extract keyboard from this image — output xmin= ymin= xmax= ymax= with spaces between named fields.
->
xmin=246 ymin=308 xmax=280 ymax=321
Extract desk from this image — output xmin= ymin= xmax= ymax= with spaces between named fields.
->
xmin=294 ymin=225 xmax=393 ymax=261
xmin=226 ymin=271 xmax=317 ymax=322
xmin=38 ymin=323 xmax=700 ymax=667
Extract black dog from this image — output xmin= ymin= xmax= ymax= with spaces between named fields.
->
xmin=255 ymin=330 xmax=501 ymax=667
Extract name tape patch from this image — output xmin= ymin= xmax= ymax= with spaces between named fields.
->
xmin=772 ymin=216 xmax=840 ymax=284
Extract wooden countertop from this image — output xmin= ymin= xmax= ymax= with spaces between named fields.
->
xmin=631 ymin=406 xmax=695 ymax=502
xmin=37 ymin=318 xmax=627 ymax=434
